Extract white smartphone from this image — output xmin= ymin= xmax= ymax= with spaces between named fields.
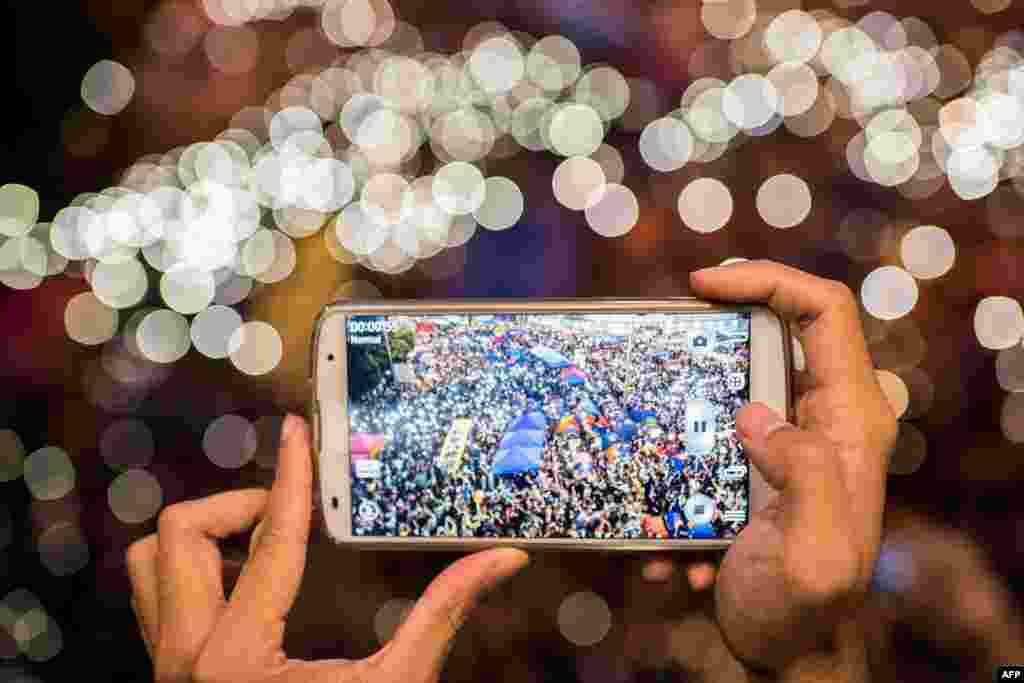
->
xmin=311 ymin=299 xmax=792 ymax=550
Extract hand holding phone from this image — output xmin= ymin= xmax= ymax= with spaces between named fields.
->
xmin=126 ymin=416 xmax=529 ymax=683
xmin=644 ymin=261 xmax=899 ymax=677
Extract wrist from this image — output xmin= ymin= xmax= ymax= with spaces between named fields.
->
xmin=746 ymin=619 xmax=869 ymax=683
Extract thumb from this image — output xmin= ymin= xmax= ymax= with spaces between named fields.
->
xmin=377 ymin=548 xmax=529 ymax=680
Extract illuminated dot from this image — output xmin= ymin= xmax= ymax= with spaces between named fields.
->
xmin=864 ymin=132 xmax=920 ymax=187
xmin=107 ymin=469 xmax=163 ymax=524
xmin=723 ymin=75 xmax=779 ymax=130
xmin=947 ymin=146 xmax=999 ymax=201
xmin=756 ymin=174 xmax=812 ymax=229
xmin=445 ymin=215 xmax=478 ymax=248
xmin=764 ymin=10 xmax=822 ymax=64
xmin=997 ymin=344 xmax=1024 ymax=393
xmin=269 ymin=106 xmax=322 ymax=150
xmin=64 ymin=292 xmax=118 ymax=346
xmin=677 ymin=178 xmax=733 ymax=233
xmin=573 ymin=66 xmax=630 ymax=122
xmin=1003 ymin=393 xmax=1024 ymax=443
xmin=590 ymin=144 xmax=624 ymax=185
xmin=548 ymin=104 xmax=604 ymax=157
xmin=90 ymin=259 xmax=148 ymax=310
xmin=557 ymin=591 xmax=612 ymax=646
xmin=0 ymin=431 xmax=24 ymax=483
xmin=320 ymin=0 xmax=395 ymax=48
xmin=228 ymin=321 xmax=283 ymax=376
xmin=553 ymin=157 xmax=606 ymax=211
xmin=0 ymin=185 xmax=39 ymax=237
xmin=160 ymin=265 xmax=216 ymax=315
xmin=875 ymin=370 xmax=909 ymax=418
xmin=701 ymin=0 xmax=757 ymax=40
xmin=975 ymin=297 xmax=1024 ymax=350
xmin=252 ymin=231 xmax=296 ymax=285
xmin=136 ymin=309 xmax=191 ymax=364
xmin=14 ymin=610 xmax=62 ymax=663
xmin=433 ymin=163 xmax=487 ymax=216
xmin=687 ymin=87 xmax=738 ymax=144
xmin=888 ymin=423 xmax=927 ymax=475
xmin=784 ymin=83 xmax=836 ymax=137
xmin=971 ymin=0 xmax=1012 ymax=13
xmin=469 ymin=36 xmax=524 ymax=95
xmin=203 ymin=415 xmax=258 ymax=469
xmin=861 ymin=267 xmax=919 ymax=321
xmin=374 ymin=598 xmax=414 ymax=645
xmin=932 ymin=45 xmax=972 ymax=100
xmin=583 ymin=183 xmax=638 ymax=238
xmin=37 ymin=523 xmax=90 ymax=577
xmin=191 ymin=305 xmax=243 ymax=359
xmin=473 ymin=177 xmax=524 ymax=231
xmin=23 ymin=447 xmax=75 ymax=501
xmin=81 ymin=60 xmax=135 ymax=116
xmin=99 ymin=419 xmax=155 ymax=471
xmin=767 ymin=62 xmax=819 ymax=117
xmin=900 ymin=226 xmax=955 ymax=280
xmin=527 ymin=35 xmax=581 ymax=92
xmin=639 ymin=118 xmax=693 ymax=172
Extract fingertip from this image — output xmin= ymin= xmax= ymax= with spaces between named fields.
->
xmin=735 ymin=401 xmax=787 ymax=442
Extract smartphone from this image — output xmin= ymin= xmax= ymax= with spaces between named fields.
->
xmin=311 ymin=299 xmax=792 ymax=550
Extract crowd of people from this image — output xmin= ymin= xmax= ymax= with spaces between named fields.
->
xmin=348 ymin=315 xmax=751 ymax=540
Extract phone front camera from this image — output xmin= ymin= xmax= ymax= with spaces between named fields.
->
xmin=331 ymin=496 xmax=339 ymax=509
xmin=327 ymin=354 xmax=335 ymax=361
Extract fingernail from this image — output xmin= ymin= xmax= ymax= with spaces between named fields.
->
xmin=738 ymin=403 xmax=790 ymax=441
xmin=692 ymin=266 xmax=721 ymax=275
xmin=281 ymin=414 xmax=299 ymax=443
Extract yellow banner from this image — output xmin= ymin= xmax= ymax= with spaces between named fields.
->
xmin=438 ymin=419 xmax=473 ymax=473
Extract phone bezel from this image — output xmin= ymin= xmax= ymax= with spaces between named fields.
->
xmin=311 ymin=298 xmax=791 ymax=551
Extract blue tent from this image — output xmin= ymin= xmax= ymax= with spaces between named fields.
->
xmin=690 ymin=522 xmax=717 ymax=539
xmin=510 ymin=411 xmax=547 ymax=432
xmin=493 ymin=445 xmax=544 ymax=475
xmin=619 ymin=420 xmax=638 ymax=442
xmin=529 ymin=345 xmax=571 ymax=368
xmin=499 ymin=429 xmax=545 ymax=448
xmin=579 ymin=398 xmax=599 ymax=415
xmin=629 ymin=407 xmax=656 ymax=422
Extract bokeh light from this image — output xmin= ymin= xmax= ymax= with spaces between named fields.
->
xmin=136 ymin=309 xmax=192 ymax=363
xmin=64 ymin=292 xmax=119 ymax=346
xmin=228 ymin=321 xmax=283 ymax=376
xmin=584 ymin=184 xmax=638 ymax=238
xmin=975 ymin=296 xmax=1024 ymax=350
xmin=639 ymin=118 xmax=693 ymax=172
xmin=861 ymin=266 xmax=919 ymax=321
xmin=875 ymin=370 xmax=910 ymax=419
xmin=108 ymin=469 xmax=163 ymax=523
xmin=99 ymin=419 xmax=155 ymax=471
xmin=81 ymin=61 xmax=135 ymax=116
xmin=677 ymin=178 xmax=733 ymax=233
xmin=557 ymin=591 xmax=612 ymax=646
xmin=0 ymin=185 xmax=39 ymax=237
xmin=888 ymin=422 xmax=928 ymax=475
xmin=37 ymin=523 xmax=90 ymax=577
xmin=203 ymin=415 xmax=259 ymax=469
xmin=755 ymin=174 xmax=812 ymax=229
xmin=1001 ymin=392 xmax=1024 ymax=443
xmin=553 ymin=157 xmax=606 ymax=211
xmin=22 ymin=448 xmax=75 ymax=502
xmin=996 ymin=344 xmax=1024 ymax=393
xmin=473 ymin=177 xmax=524 ymax=231
xmin=900 ymin=225 xmax=955 ymax=280
xmin=191 ymin=305 xmax=244 ymax=359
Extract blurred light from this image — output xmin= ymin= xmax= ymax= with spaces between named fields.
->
xmin=100 ymin=419 xmax=155 ymax=471
xmin=548 ymin=104 xmax=604 ymax=157
xmin=765 ymin=10 xmax=822 ymax=64
xmin=784 ymin=83 xmax=836 ymax=137
xmin=677 ymin=178 xmax=733 ymax=233
xmin=90 ymin=259 xmax=148 ymax=310
xmin=335 ymin=202 xmax=389 ymax=256
xmin=875 ymin=370 xmax=910 ymax=419
xmin=374 ymin=598 xmax=414 ymax=644
xmin=203 ymin=415 xmax=258 ymax=469
xmin=252 ymin=231 xmax=296 ymax=285
xmin=975 ymin=296 xmax=1024 ymax=350
xmin=933 ymin=45 xmax=972 ymax=100
xmin=1003 ymin=393 xmax=1024 ymax=443
xmin=22 ymin=447 xmax=75 ymax=502
xmin=108 ymin=469 xmax=163 ymax=525
xmin=997 ymin=343 xmax=1024 ymax=393
xmin=160 ymin=265 xmax=216 ymax=314
xmin=12 ymin=609 xmax=62 ymax=663
xmin=888 ymin=422 xmax=928 ymax=475
xmin=900 ymin=225 xmax=955 ymax=280
xmin=321 ymin=0 xmax=396 ymax=48
xmin=756 ymin=174 xmax=812 ymax=229
xmin=723 ymin=74 xmax=779 ymax=130
xmin=136 ymin=309 xmax=192 ymax=364
xmin=701 ymin=0 xmax=757 ymax=41
xmin=37 ymin=522 xmax=90 ymax=577
xmin=191 ymin=305 xmax=244 ymax=359
xmin=639 ymin=118 xmax=693 ymax=172
xmin=228 ymin=321 xmax=283 ymax=376
xmin=584 ymin=184 xmax=638 ymax=238
xmin=473 ymin=177 xmax=524 ymax=231
xmin=687 ymin=87 xmax=738 ymax=144
xmin=619 ymin=79 xmax=663 ymax=133
xmin=0 ymin=431 xmax=23 ymax=483
xmin=469 ymin=36 xmax=525 ymax=95
xmin=590 ymin=144 xmax=624 ymax=185
xmin=432 ymin=163 xmax=486 ymax=217
xmin=527 ymin=36 xmax=582 ymax=93
xmin=553 ymin=157 xmax=606 ymax=211
xmin=861 ymin=266 xmax=919 ymax=321
xmin=0 ymin=185 xmax=39 ymax=237
xmin=767 ymin=62 xmax=819 ymax=117
xmin=971 ymin=0 xmax=1012 ymax=14
xmin=81 ymin=61 xmax=135 ymax=116
xmin=573 ymin=67 xmax=630 ymax=122
xmin=557 ymin=591 xmax=612 ymax=646
xmin=901 ymin=368 xmax=935 ymax=419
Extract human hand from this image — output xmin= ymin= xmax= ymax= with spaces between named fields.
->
xmin=126 ymin=414 xmax=529 ymax=683
xmin=644 ymin=261 xmax=898 ymax=678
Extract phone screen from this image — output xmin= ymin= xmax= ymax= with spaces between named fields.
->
xmin=345 ymin=311 xmax=751 ymax=540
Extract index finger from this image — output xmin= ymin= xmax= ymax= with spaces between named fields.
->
xmin=690 ymin=260 xmax=875 ymax=390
